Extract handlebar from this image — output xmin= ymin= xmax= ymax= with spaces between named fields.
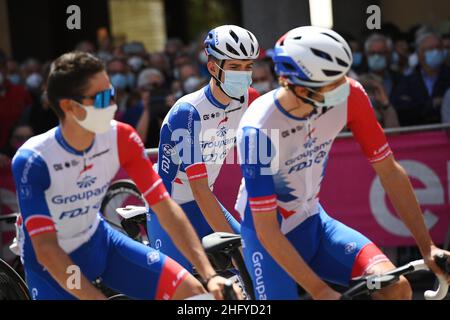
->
xmin=344 ymin=254 xmax=449 ymax=300
xmin=424 ymin=253 xmax=449 ymax=300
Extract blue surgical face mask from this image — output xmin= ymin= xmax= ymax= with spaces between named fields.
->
xmin=352 ymin=52 xmax=363 ymax=68
xmin=127 ymin=73 xmax=136 ymax=88
xmin=8 ymin=73 xmax=21 ymax=85
xmin=425 ymin=49 xmax=446 ymax=70
xmin=368 ymin=54 xmax=387 ymax=71
xmin=110 ymin=73 xmax=128 ymax=90
xmin=216 ymin=63 xmax=252 ymax=99
xmin=306 ymin=80 xmax=350 ymax=108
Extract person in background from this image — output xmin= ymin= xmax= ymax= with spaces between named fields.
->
xmin=393 ymin=30 xmax=450 ymax=126
xmin=172 ymin=52 xmax=194 ymax=80
xmin=0 ymin=51 xmax=32 ymax=149
xmin=134 ymin=68 xmax=171 ymax=147
xmin=164 ymin=38 xmax=184 ymax=66
xmin=22 ymin=64 xmax=58 ymax=135
xmin=251 ymin=61 xmax=277 ymax=94
xmin=348 ymin=37 xmax=365 ymax=77
xmin=75 ymin=40 xmax=96 ymax=54
xmin=442 ymin=33 xmax=450 ymax=67
xmin=106 ymin=58 xmax=131 ymax=118
xmin=364 ymin=33 xmax=403 ymax=101
xmin=6 ymin=58 xmax=22 ymax=85
xmin=0 ymin=123 xmax=34 ymax=167
xmin=0 ymin=123 xmax=34 ymax=264
xmin=358 ymin=73 xmax=400 ymax=128
xmin=150 ymin=52 xmax=174 ymax=88
xmin=391 ymin=33 xmax=412 ymax=75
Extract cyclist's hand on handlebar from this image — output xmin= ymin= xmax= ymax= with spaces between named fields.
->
xmin=207 ymin=276 xmax=243 ymax=300
xmin=424 ymin=245 xmax=450 ymax=283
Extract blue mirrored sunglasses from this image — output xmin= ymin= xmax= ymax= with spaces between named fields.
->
xmin=64 ymin=87 xmax=116 ymax=109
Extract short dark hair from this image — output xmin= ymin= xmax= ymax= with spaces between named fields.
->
xmin=46 ymin=51 xmax=105 ymax=119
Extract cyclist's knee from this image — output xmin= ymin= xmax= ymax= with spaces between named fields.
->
xmin=171 ymin=273 xmax=205 ymax=300
xmin=373 ymin=276 xmax=412 ymax=300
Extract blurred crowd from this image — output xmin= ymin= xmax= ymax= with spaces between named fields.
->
xmin=1 ymin=24 xmax=450 ymax=168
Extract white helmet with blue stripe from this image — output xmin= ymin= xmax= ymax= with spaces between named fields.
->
xmin=273 ymin=26 xmax=352 ymax=87
xmin=204 ymin=25 xmax=260 ymax=60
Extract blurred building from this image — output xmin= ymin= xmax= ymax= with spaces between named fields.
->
xmin=0 ymin=0 xmax=449 ymax=60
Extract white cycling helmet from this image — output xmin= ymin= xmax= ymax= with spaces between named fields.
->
xmin=273 ymin=26 xmax=352 ymax=87
xmin=204 ymin=25 xmax=260 ymax=60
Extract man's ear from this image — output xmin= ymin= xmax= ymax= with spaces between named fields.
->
xmin=207 ymin=60 xmax=217 ymax=75
xmin=59 ymin=99 xmax=76 ymax=115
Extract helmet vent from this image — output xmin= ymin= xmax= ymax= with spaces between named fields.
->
xmin=311 ymin=48 xmax=332 ymax=62
xmin=226 ymin=43 xmax=240 ymax=56
xmin=322 ymin=69 xmax=342 ymax=77
xmin=293 ymin=36 xmax=302 ymax=40
xmin=282 ymin=62 xmax=297 ymax=72
xmin=320 ymin=32 xmax=340 ymax=43
xmin=247 ymin=31 xmax=255 ymax=42
xmin=229 ymin=30 xmax=239 ymax=43
xmin=240 ymin=43 xmax=248 ymax=56
xmin=336 ymin=57 xmax=349 ymax=67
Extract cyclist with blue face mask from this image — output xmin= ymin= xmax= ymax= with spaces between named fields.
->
xmin=235 ymin=26 xmax=450 ymax=300
xmin=12 ymin=51 xmax=237 ymax=300
xmin=147 ymin=25 xmax=260 ymax=271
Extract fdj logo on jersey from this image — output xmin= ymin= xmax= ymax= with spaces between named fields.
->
xmin=77 ymin=176 xmax=97 ymax=189
xmin=59 ymin=206 xmax=90 ymax=220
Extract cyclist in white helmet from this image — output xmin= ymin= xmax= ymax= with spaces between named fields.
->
xmin=147 ymin=25 xmax=260 ymax=271
xmin=235 ymin=26 xmax=450 ymax=299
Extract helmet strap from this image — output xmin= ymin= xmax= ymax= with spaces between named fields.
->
xmin=211 ymin=60 xmax=245 ymax=103
xmin=287 ymin=84 xmax=320 ymax=109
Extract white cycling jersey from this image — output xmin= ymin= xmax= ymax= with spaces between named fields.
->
xmin=235 ymin=78 xmax=392 ymax=233
xmin=156 ymin=84 xmax=258 ymax=204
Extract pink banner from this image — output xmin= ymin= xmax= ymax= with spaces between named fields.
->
xmin=214 ymin=130 xmax=450 ymax=247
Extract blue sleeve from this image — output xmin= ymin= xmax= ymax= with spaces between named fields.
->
xmin=237 ymin=126 xmax=276 ymax=198
xmin=12 ymin=149 xmax=52 ymax=222
xmin=165 ymin=102 xmax=203 ymax=172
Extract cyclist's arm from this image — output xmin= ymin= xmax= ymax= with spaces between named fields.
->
xmin=116 ymin=122 xmax=216 ymax=280
xmin=238 ymin=127 xmax=338 ymax=299
xmin=170 ymin=103 xmax=235 ymax=233
xmin=347 ymin=79 xmax=444 ymax=269
xmin=12 ymin=150 xmax=105 ymax=300
xmin=150 ymin=198 xmax=216 ymax=280
xmin=371 ymin=156 xmax=434 ymax=255
xmin=187 ymin=167 xmax=235 ymax=233
xmin=30 ymin=233 xmax=105 ymax=299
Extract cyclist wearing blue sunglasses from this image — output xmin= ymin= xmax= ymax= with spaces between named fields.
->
xmin=11 ymin=52 xmax=239 ymax=300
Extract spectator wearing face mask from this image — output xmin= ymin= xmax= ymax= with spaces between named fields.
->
xmin=364 ymin=33 xmax=403 ymax=101
xmin=0 ymin=52 xmax=32 ymax=150
xmin=132 ymin=68 xmax=171 ymax=147
xmin=6 ymin=59 xmax=22 ymax=85
xmin=348 ymin=37 xmax=365 ymax=77
xmin=107 ymin=58 xmax=131 ymax=117
xmin=393 ymin=30 xmax=450 ymax=126
xmin=21 ymin=63 xmax=58 ymax=135
xmin=358 ymin=73 xmax=400 ymax=128
xmin=251 ymin=61 xmax=276 ymax=94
